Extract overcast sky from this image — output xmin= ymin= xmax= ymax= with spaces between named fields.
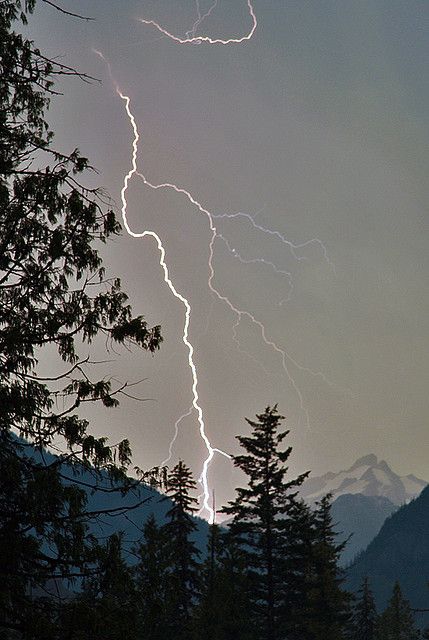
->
xmin=28 ymin=0 xmax=428 ymax=514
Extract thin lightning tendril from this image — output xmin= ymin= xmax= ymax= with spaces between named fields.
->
xmin=186 ymin=0 xmax=218 ymax=40
xmin=160 ymin=407 xmax=193 ymax=468
xmin=232 ymin=317 xmax=271 ymax=376
xmin=133 ymin=164 xmax=339 ymax=427
xmin=217 ymin=233 xmax=294 ymax=302
xmin=213 ymin=211 xmax=337 ymax=275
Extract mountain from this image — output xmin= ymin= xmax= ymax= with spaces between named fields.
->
xmin=301 ymin=454 xmax=427 ymax=506
xmin=346 ymin=485 xmax=429 ymax=626
xmin=332 ymin=493 xmax=397 ymax=566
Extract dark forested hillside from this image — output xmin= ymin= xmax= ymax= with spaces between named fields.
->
xmin=346 ymin=485 xmax=429 ymax=626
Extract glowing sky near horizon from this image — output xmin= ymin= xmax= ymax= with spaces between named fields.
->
xmin=28 ymin=1 xmax=429 ymax=513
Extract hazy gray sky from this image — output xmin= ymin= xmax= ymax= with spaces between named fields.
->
xmin=29 ymin=1 xmax=428 ymax=514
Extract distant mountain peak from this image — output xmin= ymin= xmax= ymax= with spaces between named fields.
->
xmin=352 ymin=454 xmax=378 ymax=468
xmin=301 ymin=455 xmax=427 ymax=506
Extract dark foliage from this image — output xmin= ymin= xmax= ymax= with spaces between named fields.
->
xmin=302 ymin=495 xmax=352 ymax=639
xmin=61 ymin=534 xmax=136 ymax=640
xmin=0 ymin=2 xmax=162 ymax=636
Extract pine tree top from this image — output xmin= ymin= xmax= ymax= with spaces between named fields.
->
xmin=223 ymin=405 xmax=309 ymax=525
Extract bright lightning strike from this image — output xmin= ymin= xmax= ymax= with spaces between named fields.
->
xmin=95 ymin=0 xmax=340 ymax=521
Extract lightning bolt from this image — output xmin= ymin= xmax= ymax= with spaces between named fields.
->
xmin=94 ymin=0 xmax=340 ymax=521
xmin=232 ymin=317 xmax=271 ymax=376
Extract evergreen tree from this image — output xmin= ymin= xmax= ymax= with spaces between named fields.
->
xmin=352 ymin=577 xmax=378 ymax=640
xmin=222 ymin=405 xmax=309 ymax=640
xmin=304 ymin=495 xmax=352 ymax=640
xmin=0 ymin=1 xmax=162 ymax=635
xmin=134 ymin=515 xmax=169 ymax=640
xmin=376 ymin=582 xmax=420 ymax=640
xmin=163 ymin=461 xmax=201 ymax=639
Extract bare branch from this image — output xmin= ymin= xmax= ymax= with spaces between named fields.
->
xmin=21 ymin=357 xmax=90 ymax=382
xmin=41 ymin=0 xmax=95 ymax=22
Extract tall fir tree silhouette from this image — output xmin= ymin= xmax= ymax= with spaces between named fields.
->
xmin=222 ymin=405 xmax=309 ymax=640
xmin=163 ymin=461 xmax=200 ymax=639
xmin=281 ymin=498 xmax=318 ymax=640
